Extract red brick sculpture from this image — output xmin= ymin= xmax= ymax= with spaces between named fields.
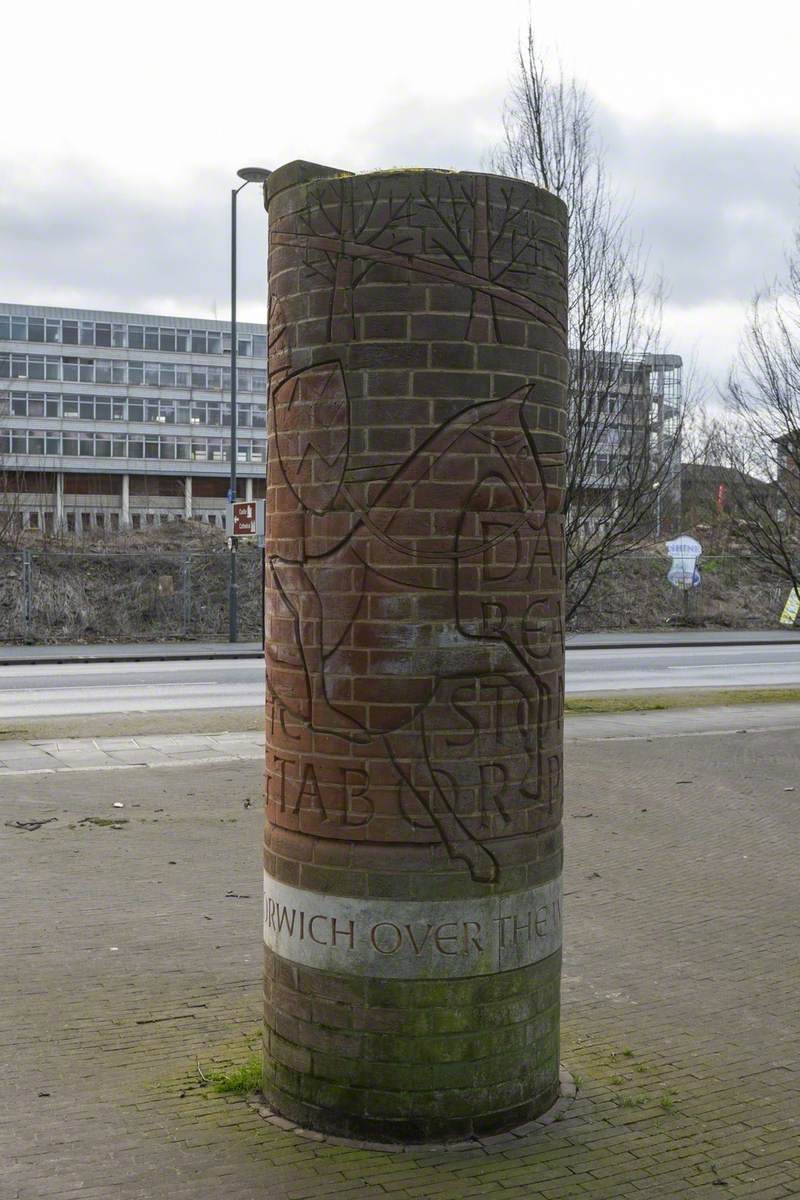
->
xmin=263 ymin=161 xmax=567 ymax=1140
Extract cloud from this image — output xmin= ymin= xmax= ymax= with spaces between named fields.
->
xmin=599 ymin=112 xmax=800 ymax=307
xmin=3 ymin=104 xmax=799 ymax=388
xmin=0 ymin=161 xmax=268 ymax=323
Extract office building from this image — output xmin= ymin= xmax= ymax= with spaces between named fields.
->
xmin=0 ymin=302 xmax=267 ymax=532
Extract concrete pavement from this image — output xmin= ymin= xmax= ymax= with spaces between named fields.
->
xmin=3 ymin=715 xmax=799 ymax=1198
xmin=3 ymin=702 xmax=800 ymax=776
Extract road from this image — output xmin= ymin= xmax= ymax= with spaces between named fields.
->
xmin=2 ymin=639 xmax=800 ymax=719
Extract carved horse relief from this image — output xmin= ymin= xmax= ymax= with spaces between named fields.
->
xmin=265 ymin=379 xmax=563 ymax=882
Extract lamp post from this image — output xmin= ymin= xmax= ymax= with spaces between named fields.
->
xmin=228 ymin=165 xmax=272 ymax=643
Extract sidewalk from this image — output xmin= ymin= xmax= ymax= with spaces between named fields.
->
xmin=3 ymin=702 xmax=800 ymax=775
xmin=2 ymin=717 xmax=798 ymax=1198
xmin=1 ymin=628 xmax=798 ymax=665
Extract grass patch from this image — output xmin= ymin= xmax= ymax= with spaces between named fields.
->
xmin=206 ymin=1053 xmax=261 ymax=1095
xmin=79 ymin=816 xmax=128 ymax=828
xmin=620 ymin=1094 xmax=649 ymax=1108
xmin=565 ymin=686 xmax=800 ymax=715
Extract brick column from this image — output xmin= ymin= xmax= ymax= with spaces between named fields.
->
xmin=263 ymin=161 xmax=568 ymax=1141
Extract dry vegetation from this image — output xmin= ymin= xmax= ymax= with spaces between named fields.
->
xmin=0 ymin=523 xmax=263 ymax=644
xmin=567 ymin=550 xmax=789 ymax=631
xmin=0 ymin=522 xmax=789 ymax=645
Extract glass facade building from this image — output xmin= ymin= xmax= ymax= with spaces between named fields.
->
xmin=0 ymin=302 xmax=267 ymax=531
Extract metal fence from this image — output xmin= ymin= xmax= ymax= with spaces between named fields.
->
xmin=0 ymin=548 xmax=790 ymax=645
xmin=0 ymin=547 xmax=264 ymax=644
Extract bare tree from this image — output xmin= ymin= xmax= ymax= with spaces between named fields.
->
xmin=494 ymin=26 xmax=688 ymax=618
xmin=722 ymin=244 xmax=800 ymax=594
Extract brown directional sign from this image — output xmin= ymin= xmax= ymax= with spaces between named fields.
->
xmin=228 ymin=500 xmax=264 ymax=538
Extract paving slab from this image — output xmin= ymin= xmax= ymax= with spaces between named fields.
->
xmin=4 ymin=704 xmax=800 ymax=775
xmin=2 ymin=722 xmax=799 ymax=1198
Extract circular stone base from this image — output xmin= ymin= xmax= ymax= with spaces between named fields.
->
xmin=247 ymin=1066 xmax=577 ymax=1152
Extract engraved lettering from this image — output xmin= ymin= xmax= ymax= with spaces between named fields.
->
xmin=370 ymin=922 xmax=402 ymax=954
xmin=331 ymin=917 xmax=355 ymax=949
xmin=479 ymin=761 xmax=510 ymax=826
xmin=522 ymin=598 xmax=553 ymax=659
xmin=308 ymin=914 xmax=329 ymax=945
xmin=404 ymin=923 xmax=434 ymax=955
xmin=275 ymin=903 xmax=297 ymax=937
xmin=493 ymin=913 xmax=513 ymax=948
xmin=433 ymin=921 xmax=459 ymax=955
xmin=264 ymin=878 xmax=563 ymax=975
xmin=463 ymin=921 xmax=483 ymax=954
xmin=269 ymin=754 xmax=293 ymax=812
xmin=445 ymin=682 xmax=479 ymax=748
xmin=340 ymin=767 xmax=374 ymax=826
xmin=481 ymin=601 xmax=507 ymax=635
xmin=298 ymin=761 xmax=328 ymax=820
xmin=279 ymin=704 xmax=302 ymax=741
xmin=483 ymin=522 xmax=521 ymax=582
xmin=548 ymin=753 xmax=561 ymax=811
xmin=513 ymin=911 xmax=533 ymax=943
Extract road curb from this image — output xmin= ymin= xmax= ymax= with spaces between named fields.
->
xmin=2 ymin=634 xmax=798 ymax=666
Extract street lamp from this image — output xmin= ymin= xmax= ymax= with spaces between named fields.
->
xmin=228 ymin=165 xmax=271 ymax=643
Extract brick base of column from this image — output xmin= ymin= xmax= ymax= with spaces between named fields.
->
xmin=263 ymin=947 xmax=561 ymax=1141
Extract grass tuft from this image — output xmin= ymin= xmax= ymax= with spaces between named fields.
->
xmin=207 ymin=1054 xmax=261 ymax=1095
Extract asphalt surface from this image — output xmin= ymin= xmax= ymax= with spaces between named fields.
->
xmin=2 ymin=640 xmax=800 ymax=719
xmin=1 ymin=628 xmax=798 ymax=666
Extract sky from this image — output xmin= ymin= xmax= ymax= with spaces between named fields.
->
xmin=3 ymin=0 xmax=800 ymax=394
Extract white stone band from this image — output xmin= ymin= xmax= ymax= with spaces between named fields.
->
xmin=263 ymin=871 xmax=562 ymax=979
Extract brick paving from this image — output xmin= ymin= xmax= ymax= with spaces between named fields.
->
xmin=2 ymin=714 xmax=799 ymax=1198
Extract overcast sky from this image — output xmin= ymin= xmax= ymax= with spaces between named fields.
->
xmin=3 ymin=0 xmax=800 ymax=391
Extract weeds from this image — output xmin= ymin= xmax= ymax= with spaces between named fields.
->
xmin=202 ymin=1053 xmax=261 ymax=1096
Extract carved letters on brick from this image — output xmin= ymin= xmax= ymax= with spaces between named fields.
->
xmin=266 ymin=169 xmax=566 ymax=886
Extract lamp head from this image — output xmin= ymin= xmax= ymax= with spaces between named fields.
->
xmin=237 ymin=166 xmax=272 ymax=183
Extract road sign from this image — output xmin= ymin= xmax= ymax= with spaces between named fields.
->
xmin=227 ymin=500 xmax=265 ymax=539
xmin=779 ymin=587 xmax=800 ymax=627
